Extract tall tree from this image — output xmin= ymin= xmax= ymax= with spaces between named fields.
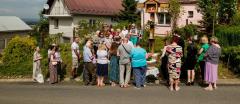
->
xmin=118 ymin=0 xmax=139 ymax=23
xmin=218 ymin=0 xmax=237 ymax=24
xmin=31 ymin=12 xmax=49 ymax=47
xmin=198 ymin=0 xmax=217 ymax=35
xmin=168 ymin=0 xmax=181 ymax=32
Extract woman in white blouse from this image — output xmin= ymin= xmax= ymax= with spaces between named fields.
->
xmin=96 ymin=44 xmax=109 ymax=87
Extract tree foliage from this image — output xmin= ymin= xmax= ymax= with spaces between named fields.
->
xmin=168 ymin=0 xmax=181 ymax=31
xmin=118 ymin=0 xmax=139 ymax=23
xmin=218 ymin=0 xmax=237 ymax=24
xmin=31 ymin=12 xmax=49 ymax=47
xmin=197 ymin=0 xmax=216 ymax=34
xmin=174 ymin=24 xmax=198 ymax=39
xmin=215 ymin=25 xmax=240 ymax=46
xmin=2 ymin=36 xmax=37 ymax=65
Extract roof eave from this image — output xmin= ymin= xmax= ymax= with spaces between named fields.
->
xmin=0 ymin=29 xmax=32 ymax=33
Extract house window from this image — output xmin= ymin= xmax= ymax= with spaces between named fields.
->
xmin=157 ymin=13 xmax=171 ymax=25
xmin=63 ymin=37 xmax=70 ymax=43
xmin=54 ymin=19 xmax=59 ymax=29
xmin=111 ymin=17 xmax=118 ymax=22
xmin=89 ymin=19 xmax=96 ymax=27
xmin=0 ymin=39 xmax=5 ymax=49
xmin=188 ymin=11 xmax=194 ymax=18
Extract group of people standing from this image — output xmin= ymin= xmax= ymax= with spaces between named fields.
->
xmin=32 ymin=23 xmax=221 ymax=91
xmin=33 ymin=44 xmax=63 ymax=84
xmin=81 ymin=24 xmax=147 ymax=89
xmin=161 ymin=35 xmax=221 ymax=91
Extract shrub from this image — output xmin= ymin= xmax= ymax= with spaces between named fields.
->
xmin=174 ymin=24 xmax=198 ymax=39
xmin=221 ymin=46 xmax=240 ymax=74
xmin=2 ymin=36 xmax=37 ymax=65
xmin=215 ymin=25 xmax=240 ymax=46
xmin=0 ymin=36 xmax=37 ymax=77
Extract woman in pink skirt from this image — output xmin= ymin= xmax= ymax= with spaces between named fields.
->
xmin=204 ymin=37 xmax=221 ymax=91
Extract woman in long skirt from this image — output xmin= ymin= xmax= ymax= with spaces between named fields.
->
xmin=109 ymin=42 xmax=119 ymax=86
xmin=204 ymin=37 xmax=221 ymax=91
xmin=33 ymin=47 xmax=42 ymax=83
xmin=49 ymin=45 xmax=58 ymax=84
xmin=166 ymin=37 xmax=183 ymax=91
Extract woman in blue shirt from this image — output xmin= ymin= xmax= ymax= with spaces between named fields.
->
xmin=130 ymin=42 xmax=147 ymax=89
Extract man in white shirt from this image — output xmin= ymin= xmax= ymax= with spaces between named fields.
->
xmin=71 ymin=37 xmax=81 ymax=79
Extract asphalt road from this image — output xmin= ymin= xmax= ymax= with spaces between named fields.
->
xmin=0 ymin=83 xmax=239 ymax=104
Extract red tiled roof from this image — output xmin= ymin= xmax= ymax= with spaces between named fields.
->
xmin=64 ymin=0 xmax=123 ymax=16
xmin=145 ymin=0 xmax=197 ymax=4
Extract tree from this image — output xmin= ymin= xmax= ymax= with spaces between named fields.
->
xmin=198 ymin=0 xmax=217 ymax=35
xmin=168 ymin=0 xmax=181 ymax=32
xmin=31 ymin=11 xmax=49 ymax=47
xmin=218 ymin=0 xmax=237 ymax=24
xmin=118 ymin=0 xmax=139 ymax=23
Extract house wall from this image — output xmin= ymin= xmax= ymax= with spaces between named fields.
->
xmin=50 ymin=0 xmax=69 ymax=16
xmin=49 ymin=17 xmax=74 ymax=38
xmin=177 ymin=4 xmax=202 ymax=27
xmin=72 ymin=15 xmax=116 ymax=27
xmin=142 ymin=3 xmax=202 ymax=35
xmin=48 ymin=0 xmax=117 ymax=42
xmin=0 ymin=31 xmax=29 ymax=52
xmin=49 ymin=15 xmax=116 ymax=40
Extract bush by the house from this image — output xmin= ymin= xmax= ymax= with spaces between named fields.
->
xmin=174 ymin=24 xmax=198 ymax=39
xmin=0 ymin=36 xmax=37 ymax=77
xmin=215 ymin=25 xmax=240 ymax=46
xmin=221 ymin=46 xmax=240 ymax=74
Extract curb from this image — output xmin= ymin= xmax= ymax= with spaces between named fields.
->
xmin=1 ymin=79 xmax=240 ymax=86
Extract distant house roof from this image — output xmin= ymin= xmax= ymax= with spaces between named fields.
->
xmin=43 ymin=0 xmax=123 ymax=16
xmin=0 ymin=16 xmax=32 ymax=32
xmin=144 ymin=0 xmax=197 ymax=4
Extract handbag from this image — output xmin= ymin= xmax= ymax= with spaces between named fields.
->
xmin=52 ymin=62 xmax=57 ymax=65
xmin=36 ymin=73 xmax=44 ymax=83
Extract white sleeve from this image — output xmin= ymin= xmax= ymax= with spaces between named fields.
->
xmin=161 ymin=46 xmax=167 ymax=58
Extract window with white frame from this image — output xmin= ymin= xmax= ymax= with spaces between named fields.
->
xmin=157 ymin=13 xmax=171 ymax=25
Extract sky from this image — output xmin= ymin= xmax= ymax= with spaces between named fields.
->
xmin=0 ymin=0 xmax=146 ymax=20
xmin=0 ymin=0 xmax=47 ymax=20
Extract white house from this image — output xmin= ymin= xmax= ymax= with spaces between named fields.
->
xmin=43 ymin=0 xmax=123 ymax=42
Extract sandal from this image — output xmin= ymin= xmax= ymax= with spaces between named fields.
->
xmin=204 ymin=87 xmax=213 ymax=91
xmin=175 ymin=87 xmax=180 ymax=91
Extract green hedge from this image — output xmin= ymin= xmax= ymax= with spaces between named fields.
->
xmin=215 ymin=25 xmax=240 ymax=46
xmin=0 ymin=36 xmax=37 ymax=77
xmin=221 ymin=46 xmax=240 ymax=73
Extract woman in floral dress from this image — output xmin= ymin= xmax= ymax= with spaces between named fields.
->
xmin=166 ymin=36 xmax=183 ymax=91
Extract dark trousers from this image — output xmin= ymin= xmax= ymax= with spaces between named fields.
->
xmin=133 ymin=66 xmax=147 ymax=88
xmin=199 ymin=61 xmax=205 ymax=81
xmin=83 ymin=62 xmax=96 ymax=85
xmin=57 ymin=62 xmax=64 ymax=81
